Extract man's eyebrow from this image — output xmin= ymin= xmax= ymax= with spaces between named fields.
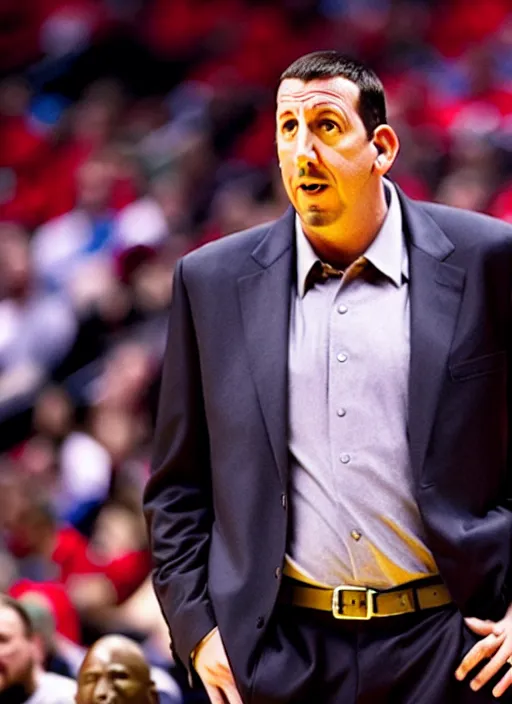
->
xmin=310 ymin=103 xmax=346 ymax=114
xmin=314 ymin=105 xmax=347 ymax=117
xmin=81 ymin=667 xmax=102 ymax=677
xmin=108 ymin=664 xmax=130 ymax=673
xmin=277 ymin=102 xmax=349 ymax=128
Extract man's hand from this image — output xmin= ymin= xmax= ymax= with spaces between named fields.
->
xmin=194 ymin=628 xmax=244 ymax=704
xmin=455 ymin=604 xmax=512 ymax=697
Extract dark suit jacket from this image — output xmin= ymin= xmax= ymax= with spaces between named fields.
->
xmin=144 ymin=187 xmax=512 ymax=694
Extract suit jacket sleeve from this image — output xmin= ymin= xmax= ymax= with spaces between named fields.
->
xmin=144 ymin=258 xmax=216 ymax=667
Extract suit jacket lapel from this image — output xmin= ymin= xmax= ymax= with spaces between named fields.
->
xmin=400 ymin=191 xmax=466 ymax=482
xmin=238 ymin=209 xmax=295 ymax=488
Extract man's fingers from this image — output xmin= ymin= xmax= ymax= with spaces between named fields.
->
xmin=469 ymin=643 xmax=511 ymax=691
xmin=455 ymin=631 xmax=505 ymax=680
xmin=204 ymin=681 xmax=243 ymax=704
xmin=204 ymin=659 xmax=232 ymax=677
xmin=195 ymin=629 xmax=241 ymax=702
xmin=221 ymin=682 xmax=244 ymax=704
xmin=204 ymin=684 xmax=225 ymax=704
xmin=203 ymin=659 xmax=236 ymax=687
xmin=493 ymin=663 xmax=512 ymax=698
xmin=465 ymin=617 xmax=499 ymax=637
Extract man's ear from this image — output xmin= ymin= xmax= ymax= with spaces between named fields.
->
xmin=149 ymin=680 xmax=159 ymax=704
xmin=31 ymin=633 xmax=45 ymax=667
xmin=371 ymin=124 xmax=400 ymax=175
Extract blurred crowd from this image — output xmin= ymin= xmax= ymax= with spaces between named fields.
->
xmin=0 ymin=0 xmax=510 ymax=701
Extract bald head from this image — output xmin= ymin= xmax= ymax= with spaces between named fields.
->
xmin=76 ymin=635 xmax=157 ymax=704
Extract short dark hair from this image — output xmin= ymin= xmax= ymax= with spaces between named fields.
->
xmin=0 ymin=596 xmax=34 ymax=639
xmin=279 ymin=51 xmax=387 ymax=140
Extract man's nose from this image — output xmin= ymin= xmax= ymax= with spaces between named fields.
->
xmin=295 ymin=124 xmax=317 ymax=165
xmin=92 ymin=678 xmax=114 ymax=703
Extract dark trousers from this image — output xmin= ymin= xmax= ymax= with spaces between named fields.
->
xmin=245 ymin=604 xmax=512 ymax=704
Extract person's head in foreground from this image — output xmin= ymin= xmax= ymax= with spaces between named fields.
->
xmin=276 ymin=50 xmax=400 ymax=265
xmin=76 ymin=635 xmax=158 ymax=704
xmin=0 ymin=595 xmax=37 ymax=700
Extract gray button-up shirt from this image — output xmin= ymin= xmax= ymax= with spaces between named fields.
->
xmin=286 ymin=181 xmax=438 ymax=589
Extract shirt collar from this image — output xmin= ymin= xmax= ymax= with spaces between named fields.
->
xmin=295 ymin=179 xmax=408 ymax=298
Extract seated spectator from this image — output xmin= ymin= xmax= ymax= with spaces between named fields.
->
xmin=31 ymin=152 xmax=119 ymax=295
xmin=6 ymin=486 xmax=151 ymax=625
xmin=76 ymin=635 xmax=159 ymax=704
xmin=9 ymin=581 xmax=81 ymax=645
xmin=66 ymin=502 xmax=151 ymax=621
xmin=0 ymin=225 xmax=77 ymax=415
xmin=0 ymin=594 xmax=75 ymax=703
xmin=5 ymin=495 xmax=101 ymax=584
xmin=21 ymin=597 xmax=75 ymax=679
xmin=20 ymin=600 xmax=77 ymax=701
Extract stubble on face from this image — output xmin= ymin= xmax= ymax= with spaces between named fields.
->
xmin=0 ymin=609 xmax=35 ymax=695
xmin=300 ymin=204 xmax=341 ymax=228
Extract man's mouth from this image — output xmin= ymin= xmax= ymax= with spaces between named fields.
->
xmin=299 ymin=183 xmax=328 ymax=194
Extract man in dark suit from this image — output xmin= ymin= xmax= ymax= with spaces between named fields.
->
xmin=144 ymin=51 xmax=512 ymax=703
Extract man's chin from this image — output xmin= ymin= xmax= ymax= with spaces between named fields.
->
xmin=300 ymin=208 xmax=339 ymax=228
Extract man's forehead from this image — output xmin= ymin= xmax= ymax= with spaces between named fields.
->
xmin=277 ymin=76 xmax=360 ymax=110
xmin=0 ymin=607 xmax=25 ymax=635
xmin=83 ymin=643 xmax=148 ymax=677
xmin=83 ymin=646 xmax=109 ymax=668
xmin=85 ymin=644 xmax=127 ymax=668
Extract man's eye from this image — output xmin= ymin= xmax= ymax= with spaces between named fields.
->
xmin=319 ymin=120 xmax=338 ymax=133
xmin=112 ymin=671 xmax=129 ymax=680
xmin=282 ymin=120 xmax=297 ymax=133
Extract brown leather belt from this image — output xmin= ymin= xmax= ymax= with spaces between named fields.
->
xmin=280 ymin=577 xmax=452 ymax=620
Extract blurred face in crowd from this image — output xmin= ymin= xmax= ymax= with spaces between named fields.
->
xmin=0 ymin=604 xmax=36 ymax=694
xmin=76 ymin=158 xmax=115 ymax=212
xmin=0 ymin=225 xmax=31 ymax=298
xmin=33 ymin=386 xmax=73 ymax=440
xmin=91 ymin=504 xmax=143 ymax=560
xmin=276 ymin=76 xmax=398 ymax=260
xmin=76 ymin=636 xmax=157 ymax=704
xmin=12 ymin=502 xmax=56 ymax=557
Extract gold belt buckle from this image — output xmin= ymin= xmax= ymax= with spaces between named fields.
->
xmin=332 ymin=585 xmax=376 ymax=620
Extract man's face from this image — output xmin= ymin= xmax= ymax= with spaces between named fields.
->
xmin=0 ymin=606 xmax=35 ymax=692
xmin=76 ymin=643 xmax=155 ymax=704
xmin=276 ymin=76 xmax=376 ymax=230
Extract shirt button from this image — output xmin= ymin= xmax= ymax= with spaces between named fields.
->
xmin=340 ymin=453 xmax=351 ymax=464
xmin=337 ymin=352 xmax=348 ymax=363
xmin=338 ymin=304 xmax=348 ymax=314
xmin=275 ymin=567 xmax=281 ymax=579
xmin=337 ymin=408 xmax=346 ymax=417
xmin=350 ymin=530 xmax=362 ymax=541
xmin=281 ymin=494 xmax=287 ymax=510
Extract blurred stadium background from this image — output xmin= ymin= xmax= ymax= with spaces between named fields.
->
xmin=0 ymin=0 xmax=510 ymax=701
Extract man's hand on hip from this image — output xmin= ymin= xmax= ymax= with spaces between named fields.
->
xmin=194 ymin=627 xmax=244 ymax=704
xmin=455 ymin=604 xmax=512 ymax=697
